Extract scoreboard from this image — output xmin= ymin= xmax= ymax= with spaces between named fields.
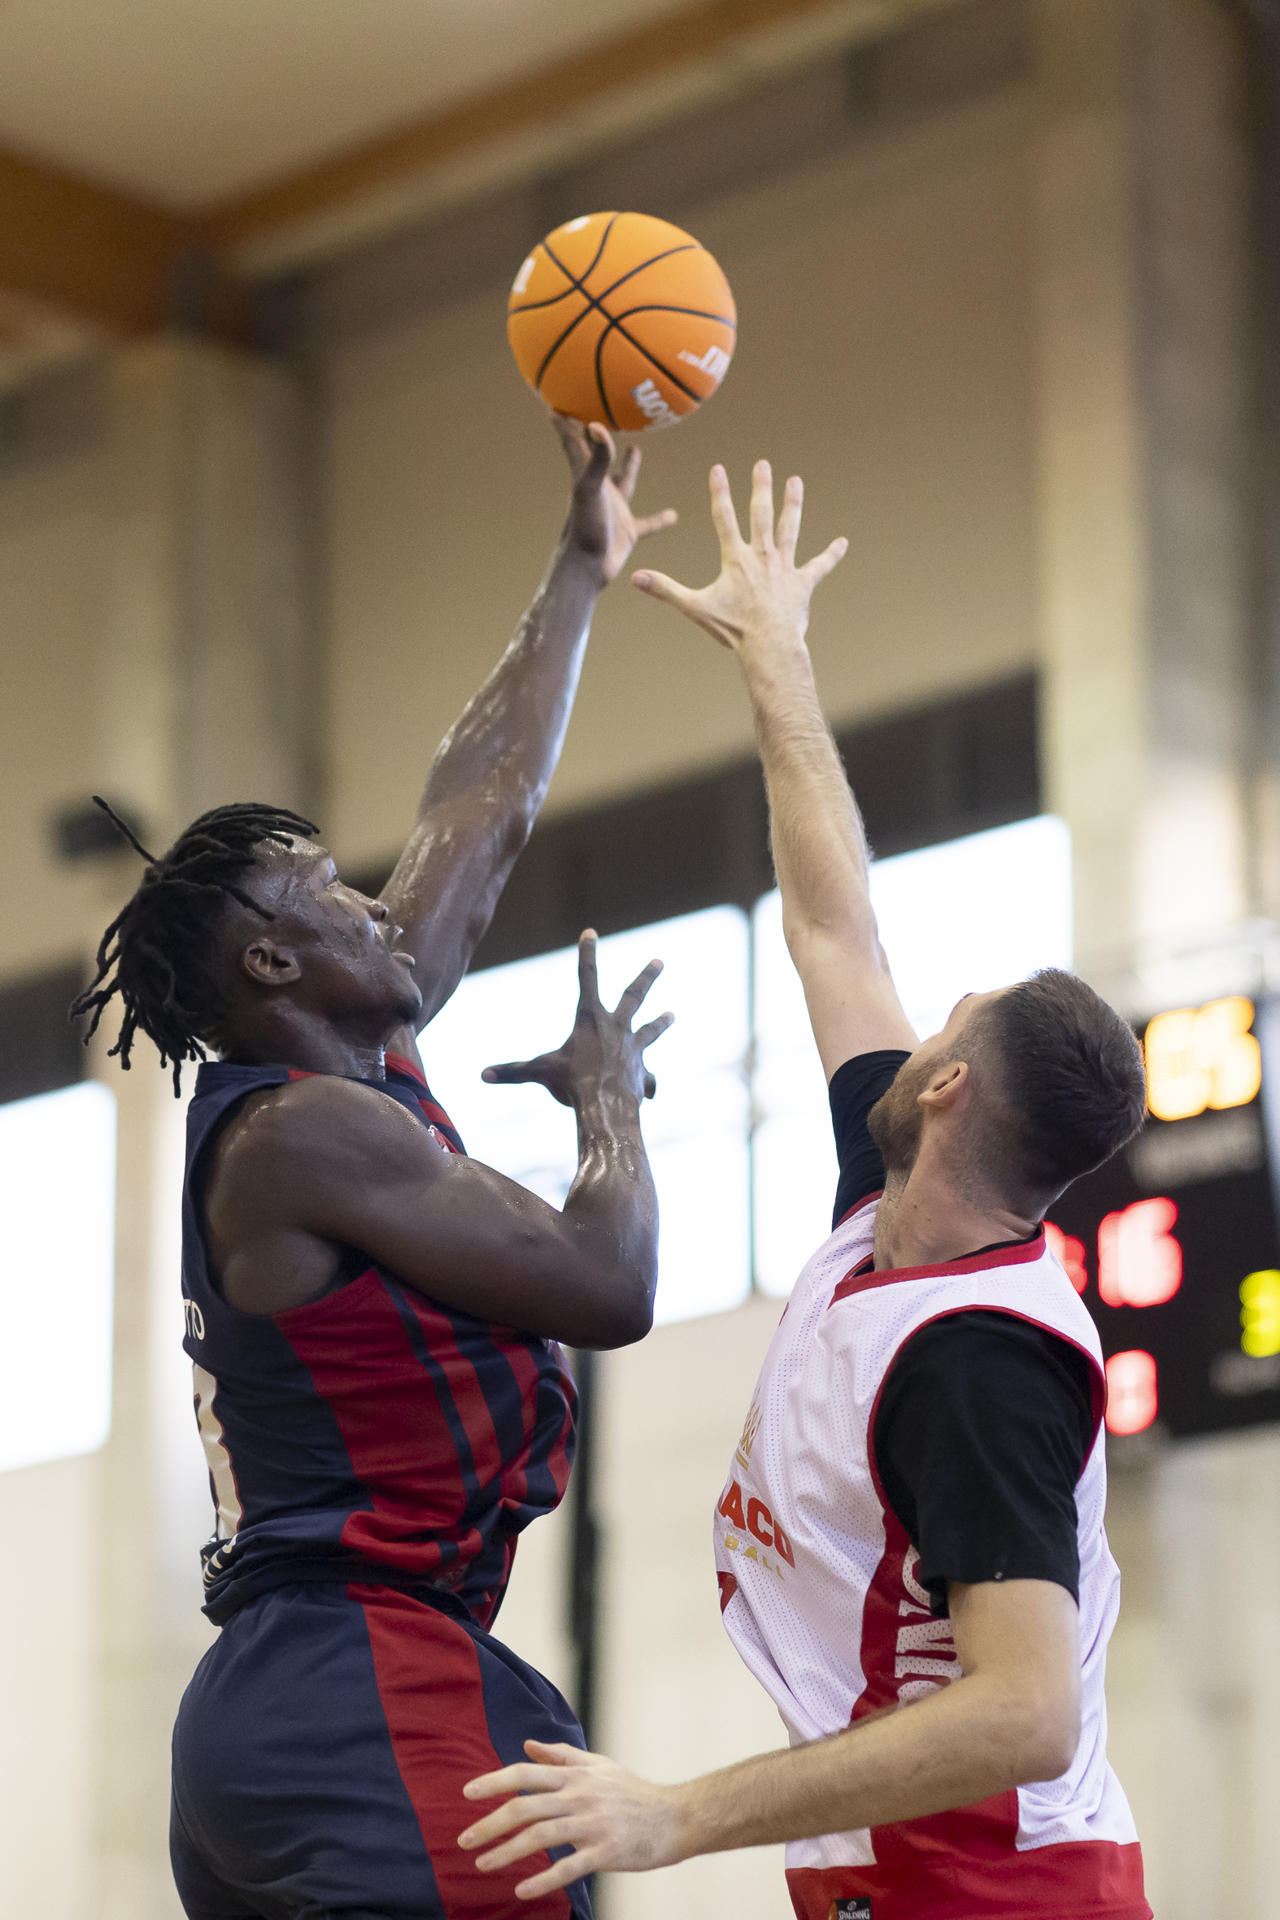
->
xmin=1048 ymin=995 xmax=1280 ymax=1441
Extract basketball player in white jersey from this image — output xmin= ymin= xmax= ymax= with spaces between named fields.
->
xmin=458 ymin=461 xmax=1152 ymax=1919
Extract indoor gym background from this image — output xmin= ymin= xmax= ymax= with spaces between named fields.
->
xmin=1 ymin=2 xmax=1279 ymax=1915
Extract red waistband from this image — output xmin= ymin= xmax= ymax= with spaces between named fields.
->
xmin=786 ymin=1837 xmax=1150 ymax=1920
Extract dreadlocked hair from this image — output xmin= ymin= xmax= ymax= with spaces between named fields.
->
xmin=69 ymin=797 xmax=319 ymax=1096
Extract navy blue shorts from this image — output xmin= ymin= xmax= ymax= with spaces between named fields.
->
xmin=170 ymin=1582 xmax=594 ymax=1920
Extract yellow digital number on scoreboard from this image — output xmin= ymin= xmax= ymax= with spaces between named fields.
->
xmin=1143 ymin=996 xmax=1262 ymax=1123
xmin=1240 ymin=1270 xmax=1280 ymax=1359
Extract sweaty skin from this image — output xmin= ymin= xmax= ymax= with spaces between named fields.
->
xmin=199 ymin=423 xmax=677 ymax=1344
xmin=205 ymin=927 xmax=671 ymax=1345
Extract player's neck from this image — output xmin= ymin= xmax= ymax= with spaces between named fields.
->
xmin=227 ymin=1007 xmax=391 ymax=1082
xmin=873 ymin=1160 xmax=1038 ymax=1272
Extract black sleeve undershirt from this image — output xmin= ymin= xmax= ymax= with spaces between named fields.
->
xmin=873 ymin=1314 xmax=1097 ymax=1614
xmin=828 ymin=1049 xmax=910 ymax=1226
xmin=827 ymin=1049 xmax=1098 ymax=1616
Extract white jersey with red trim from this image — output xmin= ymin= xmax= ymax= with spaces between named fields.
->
xmin=714 ymin=1194 xmax=1150 ymax=1920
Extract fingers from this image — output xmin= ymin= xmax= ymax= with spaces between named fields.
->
xmin=635 ymin=1011 xmax=674 ymax=1050
xmin=523 ymin=1739 xmax=595 ymax=1765
xmin=800 ymin=533 xmax=849 ymax=588
xmin=708 ymin=462 xmax=745 ymax=553
xmin=463 ymin=1794 xmax=568 ymax=1855
xmin=637 ymin=1006 xmax=673 ymax=1100
xmin=617 ymin=442 xmax=642 ymax=502
xmin=476 ymin=1824 xmax=573 ymax=1875
xmin=581 ymin=422 xmax=613 ymax=485
xmin=513 ymin=1851 xmax=600 ymax=1900
xmin=631 ymin=567 xmax=697 ymax=615
xmin=554 ymin=416 xmax=611 ymax=492
xmin=549 ymin=410 xmax=588 ymax=474
xmin=462 ymin=1757 xmax=571 ymax=1808
xmin=633 ymin=507 xmax=678 ymax=539
xmin=615 ymin=957 xmax=663 ymax=1024
xmin=481 ymin=1056 xmax=547 ymax=1086
xmin=461 ymin=1745 xmax=589 ymax=1812
xmin=459 ymin=1762 xmax=581 ymax=1873
xmin=576 ymin=928 xmax=601 ymax=1006
xmin=749 ymin=458 xmax=775 ymax=551
xmin=459 ymin=1750 xmax=600 ymax=1899
xmin=776 ymin=473 xmax=804 ymax=561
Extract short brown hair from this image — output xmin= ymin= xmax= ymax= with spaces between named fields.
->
xmin=976 ymin=970 xmax=1146 ymax=1205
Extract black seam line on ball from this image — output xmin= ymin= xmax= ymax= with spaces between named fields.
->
xmin=533 ymin=239 xmax=700 ymax=389
xmin=593 ymin=308 xmax=704 ymax=407
xmin=515 ymin=215 xmax=619 ymax=315
xmin=594 ymin=309 xmax=706 ymax=430
xmin=607 ymin=303 xmax=737 ymax=331
xmin=594 ymin=330 xmax=619 ymax=429
xmin=596 ymin=305 xmax=736 ymax=417
xmin=592 ymin=307 xmax=736 ymax=425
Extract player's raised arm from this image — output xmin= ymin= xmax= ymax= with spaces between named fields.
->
xmin=634 ymin=461 xmax=917 ymax=1078
xmin=380 ymin=418 xmax=675 ymax=1044
xmin=204 ymin=933 xmax=671 ymax=1349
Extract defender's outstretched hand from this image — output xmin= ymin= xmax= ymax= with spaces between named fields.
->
xmin=632 ymin=459 xmax=847 ymax=648
xmin=459 ymin=1739 xmax=685 ymax=1900
xmin=556 ymin=415 xmax=677 ymax=587
xmin=482 ymin=930 xmax=672 ymax=1108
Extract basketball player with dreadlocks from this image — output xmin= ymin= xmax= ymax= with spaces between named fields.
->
xmin=72 ymin=421 xmax=675 ymax=1920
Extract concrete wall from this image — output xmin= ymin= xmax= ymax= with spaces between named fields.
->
xmin=0 ymin=396 xmax=113 ymax=980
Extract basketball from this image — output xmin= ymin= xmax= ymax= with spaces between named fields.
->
xmin=507 ymin=211 xmax=736 ymax=432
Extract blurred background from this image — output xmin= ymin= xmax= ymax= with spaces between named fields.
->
xmin=1 ymin=0 xmax=1279 ymax=1914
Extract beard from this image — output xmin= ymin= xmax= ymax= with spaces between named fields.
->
xmin=867 ymin=1057 xmax=927 ymax=1176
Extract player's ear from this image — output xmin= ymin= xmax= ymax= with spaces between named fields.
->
xmin=241 ymin=937 xmax=301 ymax=990
xmin=918 ymin=1059 xmax=969 ymax=1113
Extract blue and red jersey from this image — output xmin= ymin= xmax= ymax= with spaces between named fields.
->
xmin=180 ymin=1052 xmax=577 ymax=1628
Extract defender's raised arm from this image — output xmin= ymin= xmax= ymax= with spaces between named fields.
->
xmin=634 ymin=459 xmax=916 ymax=1077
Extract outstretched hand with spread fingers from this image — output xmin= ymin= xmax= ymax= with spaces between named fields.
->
xmin=631 ymin=459 xmax=846 ymax=649
xmin=481 ymin=929 xmax=672 ymax=1109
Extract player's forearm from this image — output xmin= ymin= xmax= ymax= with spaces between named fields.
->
xmin=737 ymin=622 xmax=874 ymax=942
xmin=415 ymin=541 xmax=601 ymax=826
xmin=561 ymin=1085 xmax=659 ymax=1346
xmin=670 ymin=1671 xmax=1070 ymax=1860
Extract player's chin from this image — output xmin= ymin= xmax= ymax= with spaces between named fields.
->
xmin=392 ymin=974 xmax=424 ymax=1024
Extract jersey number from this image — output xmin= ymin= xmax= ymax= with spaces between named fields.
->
xmin=193 ymin=1364 xmax=244 ymax=1541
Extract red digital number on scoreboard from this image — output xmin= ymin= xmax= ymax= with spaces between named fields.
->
xmin=1045 ymin=1199 xmax=1182 ymax=1308
xmin=1103 ymin=1350 xmax=1159 ymax=1436
xmin=1044 ymin=1202 xmax=1182 ymax=1436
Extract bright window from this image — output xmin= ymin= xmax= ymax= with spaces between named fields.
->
xmin=425 ymin=817 xmax=1072 ymax=1321
xmin=424 ymin=906 xmax=752 ymax=1326
xmin=753 ymin=815 xmax=1073 ymax=1293
xmin=0 ymin=1082 xmax=116 ymax=1473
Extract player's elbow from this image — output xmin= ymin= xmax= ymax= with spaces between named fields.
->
xmin=581 ymin=1271 xmax=655 ymax=1349
xmin=1007 ymin=1686 xmax=1081 ymax=1783
xmin=781 ymin=908 xmax=886 ymax=984
xmin=530 ymin=1235 xmax=655 ymax=1349
xmin=1023 ymin=1717 xmax=1079 ymax=1785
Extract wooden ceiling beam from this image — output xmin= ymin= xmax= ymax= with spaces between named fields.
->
xmin=0 ymin=0 xmax=921 ymax=338
xmin=204 ymin=0 xmax=852 ymax=252
xmin=0 ymin=145 xmax=191 ymax=335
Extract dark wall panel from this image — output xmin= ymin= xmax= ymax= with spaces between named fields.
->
xmin=0 ymin=963 xmax=87 ymax=1106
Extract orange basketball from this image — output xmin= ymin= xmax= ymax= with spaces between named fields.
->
xmin=507 ymin=211 xmax=736 ymax=432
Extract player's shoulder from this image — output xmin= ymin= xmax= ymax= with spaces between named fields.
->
xmin=211 ymin=1071 xmax=432 ymax=1195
